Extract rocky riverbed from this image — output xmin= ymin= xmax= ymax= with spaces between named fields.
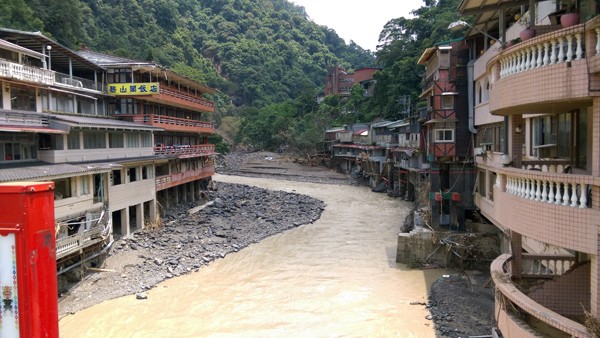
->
xmin=59 ymin=152 xmax=495 ymax=337
xmin=58 ymin=182 xmax=325 ymax=316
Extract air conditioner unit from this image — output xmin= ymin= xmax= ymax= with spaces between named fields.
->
xmin=474 ymin=147 xmax=484 ymax=156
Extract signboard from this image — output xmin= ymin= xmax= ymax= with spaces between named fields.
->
xmin=0 ymin=233 xmax=19 ymax=338
xmin=107 ymin=82 xmax=159 ymax=96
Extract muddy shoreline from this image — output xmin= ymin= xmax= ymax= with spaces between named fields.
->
xmin=59 ymin=151 xmax=495 ymax=337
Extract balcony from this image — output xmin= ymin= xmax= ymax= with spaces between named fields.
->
xmin=153 ymin=144 xmax=217 ymax=158
xmin=475 ymin=153 xmax=598 ymax=255
xmin=156 ymin=87 xmax=215 ymax=112
xmin=487 ymin=22 xmax=595 ymax=115
xmin=0 ymin=58 xmax=54 ymax=85
xmin=155 ymin=166 xmax=215 ymax=191
xmin=133 ymin=114 xmax=215 ymax=134
xmin=492 ymin=254 xmax=591 ymax=338
xmin=54 ymin=72 xmax=101 ymax=92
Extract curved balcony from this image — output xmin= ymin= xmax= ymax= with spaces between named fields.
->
xmin=487 ymin=23 xmax=595 ymax=115
xmin=133 ymin=114 xmax=214 ymax=134
xmin=492 ymin=254 xmax=591 ymax=338
xmin=475 ymin=155 xmax=599 ymax=255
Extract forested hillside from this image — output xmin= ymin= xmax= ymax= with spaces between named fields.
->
xmin=0 ymin=0 xmax=463 ymax=152
xmin=1 ymin=0 xmax=374 ymax=107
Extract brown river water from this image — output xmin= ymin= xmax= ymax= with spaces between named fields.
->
xmin=59 ymin=174 xmax=446 ymax=337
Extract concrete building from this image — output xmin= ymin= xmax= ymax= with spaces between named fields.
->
xmin=417 ymin=39 xmax=477 ymax=229
xmin=457 ymin=0 xmax=600 ymax=336
xmin=324 ymin=66 xmax=380 ymax=97
xmin=0 ymin=28 xmax=216 ymax=275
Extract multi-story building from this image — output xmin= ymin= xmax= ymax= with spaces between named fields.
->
xmin=457 ymin=0 xmax=600 ymax=336
xmin=0 ymin=28 xmax=216 ymax=276
xmin=417 ymin=39 xmax=477 ymax=229
xmin=77 ymin=50 xmax=217 ymax=220
xmin=324 ymin=66 xmax=380 ymax=97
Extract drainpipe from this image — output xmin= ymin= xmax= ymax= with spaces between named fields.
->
xmin=467 ymin=59 xmax=477 ymax=134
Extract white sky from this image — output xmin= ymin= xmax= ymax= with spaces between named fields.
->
xmin=290 ymin=0 xmax=425 ymax=51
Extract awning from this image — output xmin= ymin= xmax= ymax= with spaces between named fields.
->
xmin=0 ymin=126 xmax=66 ymax=134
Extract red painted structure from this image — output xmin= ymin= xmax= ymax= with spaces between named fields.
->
xmin=0 ymin=182 xmax=58 ymax=338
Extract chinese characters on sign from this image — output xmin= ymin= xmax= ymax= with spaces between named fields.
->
xmin=107 ymin=82 xmax=160 ymax=96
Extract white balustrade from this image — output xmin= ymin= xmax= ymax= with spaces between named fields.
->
xmin=499 ymin=27 xmax=586 ymax=79
xmin=505 ymin=174 xmax=590 ymax=208
xmin=0 ymin=59 xmax=54 ymax=85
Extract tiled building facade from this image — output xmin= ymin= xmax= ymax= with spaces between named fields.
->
xmin=457 ymin=0 xmax=600 ymax=336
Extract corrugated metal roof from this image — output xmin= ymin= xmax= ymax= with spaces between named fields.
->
xmin=388 ymin=121 xmax=410 ymax=129
xmin=0 ymin=38 xmax=44 ymax=59
xmin=0 ymin=161 xmax=118 ymax=182
xmin=78 ymin=50 xmax=217 ymax=94
xmin=0 ymin=126 xmax=66 ymax=134
xmin=457 ymin=0 xmax=530 ymax=38
xmin=371 ymin=120 xmax=396 ymax=128
xmin=50 ymin=114 xmax=163 ymax=132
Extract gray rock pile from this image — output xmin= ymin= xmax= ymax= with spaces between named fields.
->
xmin=58 ymin=182 xmax=325 ymax=315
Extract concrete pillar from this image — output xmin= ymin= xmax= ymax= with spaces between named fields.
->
xmin=188 ymin=182 xmax=194 ymax=203
xmin=592 ymin=98 xmax=600 ymax=177
xmin=509 ymin=115 xmax=525 ymax=168
xmin=510 ymin=231 xmax=522 ymax=279
xmin=173 ymin=186 xmax=179 ymax=205
xmin=149 ymin=199 xmax=157 ymax=224
xmin=121 ymin=208 xmax=130 ymax=237
xmin=136 ymin=203 xmax=144 ymax=230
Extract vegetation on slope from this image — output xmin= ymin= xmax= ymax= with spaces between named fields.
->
xmin=0 ymin=0 xmax=465 ymax=153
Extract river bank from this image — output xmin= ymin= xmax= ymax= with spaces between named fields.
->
xmin=59 ymin=152 xmax=495 ymax=337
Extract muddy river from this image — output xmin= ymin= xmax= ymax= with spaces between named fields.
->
xmin=59 ymin=174 xmax=446 ymax=337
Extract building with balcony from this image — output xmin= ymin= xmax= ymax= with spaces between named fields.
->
xmin=77 ymin=50 xmax=218 ymax=214
xmin=457 ymin=0 xmax=600 ymax=336
xmin=417 ymin=39 xmax=477 ymax=229
xmin=0 ymin=28 xmax=217 ymax=277
xmin=324 ymin=66 xmax=380 ymax=97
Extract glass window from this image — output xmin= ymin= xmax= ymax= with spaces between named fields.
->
xmin=83 ymin=131 xmax=106 ymax=149
xmin=80 ymin=176 xmax=89 ymax=195
xmin=54 ymin=178 xmax=72 ymax=200
xmin=109 ymin=133 xmax=124 ymax=148
xmin=140 ymin=133 xmax=152 ymax=147
xmin=68 ymin=132 xmax=80 ymax=150
xmin=435 ymin=129 xmax=454 ymax=142
xmin=10 ymin=85 xmax=36 ymax=111
xmin=126 ymin=133 xmax=139 ymax=148
xmin=441 ymin=95 xmax=454 ymax=109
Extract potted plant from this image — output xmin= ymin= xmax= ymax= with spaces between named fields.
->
xmin=506 ymin=37 xmax=521 ymax=48
xmin=519 ymin=15 xmax=536 ymax=41
xmin=560 ymin=0 xmax=580 ymax=28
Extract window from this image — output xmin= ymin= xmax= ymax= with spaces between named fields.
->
xmin=107 ymin=68 xmax=132 ymax=83
xmin=477 ymin=123 xmax=504 ymax=153
xmin=93 ymin=174 xmax=104 ymax=203
xmin=142 ymin=165 xmax=153 ymax=179
xmin=80 ymin=176 xmax=89 ymax=195
xmin=54 ymin=178 xmax=72 ymax=200
xmin=68 ymin=132 xmax=80 ymax=150
xmin=10 ymin=85 xmax=36 ymax=111
xmin=126 ymin=133 xmax=139 ymax=148
xmin=109 ymin=98 xmax=136 ymax=115
xmin=140 ymin=133 xmax=152 ymax=147
xmin=128 ymin=167 xmax=137 ymax=182
xmin=109 ymin=133 xmax=124 ymax=148
xmin=435 ymin=129 xmax=454 ymax=142
xmin=83 ymin=131 xmax=106 ymax=149
xmin=441 ymin=95 xmax=454 ymax=109
xmin=112 ymin=169 xmax=122 ymax=186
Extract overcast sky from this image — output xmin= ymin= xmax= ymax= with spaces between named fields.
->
xmin=290 ymin=0 xmax=425 ymax=51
